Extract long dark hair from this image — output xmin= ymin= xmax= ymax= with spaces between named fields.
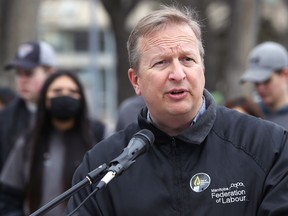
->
xmin=27 ymin=71 xmax=95 ymax=211
xmin=225 ymin=96 xmax=264 ymax=118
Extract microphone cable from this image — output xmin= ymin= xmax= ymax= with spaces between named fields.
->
xmin=66 ymin=186 xmax=100 ymax=216
xmin=66 ymin=129 xmax=154 ymax=216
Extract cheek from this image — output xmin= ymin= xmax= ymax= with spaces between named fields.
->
xmin=278 ymin=79 xmax=287 ymax=91
xmin=200 ymin=74 xmax=205 ymax=88
xmin=139 ymin=73 xmax=162 ymax=91
xmin=189 ymin=72 xmax=205 ymax=89
xmin=268 ymin=81 xmax=280 ymax=94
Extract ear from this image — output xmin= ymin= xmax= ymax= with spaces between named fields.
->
xmin=283 ymin=67 xmax=288 ymax=76
xmin=128 ymin=68 xmax=141 ymax=96
xmin=44 ymin=67 xmax=56 ymax=75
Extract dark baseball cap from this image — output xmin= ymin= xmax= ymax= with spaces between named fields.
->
xmin=240 ymin=42 xmax=288 ymax=83
xmin=4 ymin=41 xmax=56 ymax=70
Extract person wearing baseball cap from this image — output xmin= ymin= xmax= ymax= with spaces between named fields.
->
xmin=0 ymin=40 xmax=56 ymax=171
xmin=240 ymin=41 xmax=288 ymax=128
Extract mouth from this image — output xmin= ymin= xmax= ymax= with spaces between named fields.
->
xmin=168 ymin=89 xmax=186 ymax=95
xmin=171 ymin=91 xmax=184 ymax=95
xmin=166 ymin=89 xmax=189 ymax=100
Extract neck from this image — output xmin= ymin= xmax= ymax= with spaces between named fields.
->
xmin=150 ymin=114 xmax=193 ymax=136
xmin=268 ymin=97 xmax=288 ymax=112
xmin=25 ymin=101 xmax=37 ymax=113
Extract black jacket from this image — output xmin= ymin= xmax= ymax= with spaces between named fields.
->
xmin=0 ymin=98 xmax=32 ymax=171
xmin=67 ymin=90 xmax=288 ymax=216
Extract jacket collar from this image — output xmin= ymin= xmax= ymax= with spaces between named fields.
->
xmin=138 ymin=89 xmax=217 ymax=145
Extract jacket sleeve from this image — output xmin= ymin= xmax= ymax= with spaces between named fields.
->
xmin=0 ymin=183 xmax=25 ymax=216
xmin=257 ymin=131 xmax=288 ymax=216
xmin=66 ymin=153 xmax=103 ymax=216
xmin=0 ymin=137 xmax=27 ymax=216
xmin=0 ymin=111 xmax=5 ymax=171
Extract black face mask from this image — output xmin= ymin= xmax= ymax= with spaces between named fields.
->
xmin=49 ymin=96 xmax=81 ymax=121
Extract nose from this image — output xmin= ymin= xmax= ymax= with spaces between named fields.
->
xmin=61 ymin=89 xmax=70 ymax=95
xmin=168 ymin=60 xmax=186 ymax=81
xmin=58 ymin=89 xmax=74 ymax=97
xmin=57 ymin=89 xmax=80 ymax=99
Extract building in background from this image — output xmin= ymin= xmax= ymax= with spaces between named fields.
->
xmin=38 ymin=0 xmax=117 ymax=125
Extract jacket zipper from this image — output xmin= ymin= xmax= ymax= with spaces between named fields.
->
xmin=171 ymin=137 xmax=183 ymax=215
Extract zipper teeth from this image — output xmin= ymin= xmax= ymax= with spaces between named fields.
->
xmin=172 ymin=137 xmax=176 ymax=147
xmin=171 ymin=137 xmax=182 ymax=214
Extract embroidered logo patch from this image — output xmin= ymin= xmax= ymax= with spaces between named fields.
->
xmin=210 ymin=182 xmax=249 ymax=204
xmin=18 ymin=44 xmax=33 ymax=58
xmin=190 ymin=172 xmax=211 ymax=192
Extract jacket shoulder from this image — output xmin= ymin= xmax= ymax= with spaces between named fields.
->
xmin=0 ymin=98 xmax=26 ymax=118
xmin=214 ymin=105 xmax=287 ymax=173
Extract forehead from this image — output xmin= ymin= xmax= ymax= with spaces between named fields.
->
xmin=138 ymin=23 xmax=199 ymax=55
xmin=49 ymin=76 xmax=77 ymax=89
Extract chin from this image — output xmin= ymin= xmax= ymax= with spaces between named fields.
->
xmin=261 ymin=98 xmax=271 ymax=105
xmin=21 ymin=95 xmax=31 ymax=101
xmin=168 ymin=107 xmax=192 ymax=116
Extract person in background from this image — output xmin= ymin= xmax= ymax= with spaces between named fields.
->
xmin=0 ymin=87 xmax=16 ymax=110
xmin=225 ymin=96 xmax=263 ymax=118
xmin=240 ymin=41 xmax=288 ymax=128
xmin=66 ymin=6 xmax=288 ymax=215
xmin=0 ymin=71 xmax=106 ymax=215
xmin=115 ymin=95 xmax=145 ymax=131
xmin=0 ymin=40 xmax=56 ymax=171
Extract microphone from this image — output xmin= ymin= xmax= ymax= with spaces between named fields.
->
xmin=96 ymin=129 xmax=155 ymax=189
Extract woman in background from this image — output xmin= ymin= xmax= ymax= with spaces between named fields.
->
xmin=0 ymin=71 xmax=106 ymax=215
xmin=225 ymin=96 xmax=263 ymax=118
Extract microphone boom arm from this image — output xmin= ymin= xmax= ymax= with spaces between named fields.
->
xmin=29 ymin=163 xmax=108 ymax=216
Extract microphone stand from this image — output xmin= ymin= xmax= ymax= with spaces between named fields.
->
xmin=29 ymin=163 xmax=108 ymax=216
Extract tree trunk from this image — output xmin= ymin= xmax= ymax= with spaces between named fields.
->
xmin=223 ymin=0 xmax=262 ymax=100
xmin=0 ymin=0 xmax=40 ymax=86
xmin=101 ymin=0 xmax=142 ymax=104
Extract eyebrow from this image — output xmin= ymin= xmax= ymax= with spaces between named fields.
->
xmin=51 ymin=87 xmax=80 ymax=92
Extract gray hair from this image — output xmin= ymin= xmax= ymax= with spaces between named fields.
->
xmin=127 ymin=5 xmax=205 ymax=72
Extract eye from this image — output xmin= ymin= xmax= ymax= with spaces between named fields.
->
xmin=70 ymin=89 xmax=80 ymax=94
xmin=68 ymin=89 xmax=81 ymax=98
xmin=181 ymin=56 xmax=196 ymax=66
xmin=183 ymin=57 xmax=194 ymax=62
xmin=255 ymin=78 xmax=272 ymax=86
xmin=53 ymin=88 xmax=63 ymax=94
xmin=154 ymin=60 xmax=166 ymax=66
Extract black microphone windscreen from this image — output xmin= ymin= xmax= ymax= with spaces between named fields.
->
xmin=133 ymin=129 xmax=155 ymax=151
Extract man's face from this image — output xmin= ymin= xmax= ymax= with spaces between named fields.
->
xmin=128 ymin=23 xmax=205 ymax=132
xmin=15 ymin=66 xmax=50 ymax=103
xmin=254 ymin=71 xmax=288 ymax=110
